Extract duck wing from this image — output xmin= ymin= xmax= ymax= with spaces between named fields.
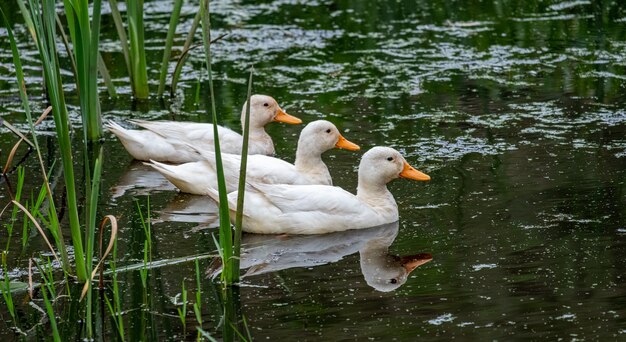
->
xmin=131 ymin=120 xmax=243 ymax=154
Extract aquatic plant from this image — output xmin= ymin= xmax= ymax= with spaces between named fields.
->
xmin=170 ymin=11 xmax=201 ymax=97
xmin=193 ymin=258 xmax=204 ymax=338
xmin=8 ymin=1 xmax=118 ymax=338
xmin=177 ymin=280 xmax=188 ymax=334
xmin=158 ymin=0 xmax=184 ymax=97
xmin=58 ymin=0 xmax=104 ymax=142
xmin=108 ymin=0 xmax=149 ymax=98
xmin=14 ymin=1 xmax=83 ymax=277
xmin=200 ymin=0 xmax=251 ymax=287
xmin=103 ymin=241 xmax=125 ymax=340
xmin=233 ymin=70 xmax=254 ymax=283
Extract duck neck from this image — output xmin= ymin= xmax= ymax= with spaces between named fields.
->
xmin=356 ymin=178 xmax=398 ymax=216
xmin=243 ymin=121 xmax=274 ymax=154
xmin=295 ymin=144 xmax=331 ymax=184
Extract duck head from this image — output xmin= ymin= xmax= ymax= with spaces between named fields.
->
xmin=358 ymin=146 xmax=430 ymax=187
xmin=243 ymin=94 xmax=302 ymax=129
xmin=297 ymin=120 xmax=360 ymax=155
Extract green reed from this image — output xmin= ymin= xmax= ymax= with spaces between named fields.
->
xmin=177 ymin=280 xmax=188 ymax=335
xmin=5 ymin=166 xmax=25 ymax=251
xmin=200 ymin=0 xmax=250 ymax=287
xmin=127 ymin=0 xmax=150 ymax=98
xmin=7 ymin=4 xmax=73 ymax=274
xmin=104 ymin=241 xmax=125 ymax=341
xmin=193 ymin=258 xmax=203 ymax=339
xmin=158 ymin=0 xmax=184 ymax=97
xmin=107 ymin=0 xmax=131 ymax=80
xmin=59 ymin=0 xmax=104 ymax=141
xmin=171 ymin=10 xmax=201 ymax=97
xmin=40 ymin=284 xmax=61 ymax=341
xmin=107 ymin=0 xmax=149 ymax=98
xmin=37 ymin=259 xmax=61 ymax=342
xmin=233 ymin=70 xmax=253 ymax=284
xmin=199 ymin=0 xmax=233 ymax=285
xmin=1 ymin=252 xmax=16 ymax=321
xmin=10 ymin=2 xmax=116 ymax=338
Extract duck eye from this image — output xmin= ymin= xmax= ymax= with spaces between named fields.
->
xmin=387 ymin=157 xmax=393 ymax=161
xmin=326 ymin=129 xmax=331 ymax=133
xmin=390 ymin=279 xmax=397 ymax=284
xmin=263 ymin=103 xmax=269 ymax=107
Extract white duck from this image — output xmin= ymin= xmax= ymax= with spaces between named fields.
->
xmin=105 ymin=94 xmax=301 ymax=163
xmin=145 ymin=120 xmax=360 ymax=194
xmin=207 ymin=146 xmax=431 ymax=234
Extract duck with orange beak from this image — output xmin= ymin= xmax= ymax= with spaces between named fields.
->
xmin=146 ymin=120 xmax=360 ymax=194
xmin=206 ymin=146 xmax=431 ymax=234
xmin=106 ymin=94 xmax=301 ymax=163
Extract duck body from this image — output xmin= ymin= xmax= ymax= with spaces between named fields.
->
xmin=206 ymin=146 xmax=431 ymax=235
xmin=106 ymin=121 xmax=245 ymax=163
xmin=225 ymin=182 xmax=399 ymax=234
xmin=146 ymin=120 xmax=360 ymax=194
xmin=106 ymin=95 xmax=301 ymax=163
xmin=148 ymin=154 xmax=307 ymax=195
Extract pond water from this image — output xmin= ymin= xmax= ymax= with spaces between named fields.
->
xmin=1 ymin=0 xmax=625 ymax=340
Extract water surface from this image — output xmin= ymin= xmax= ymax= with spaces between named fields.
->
xmin=0 ymin=0 xmax=625 ymax=340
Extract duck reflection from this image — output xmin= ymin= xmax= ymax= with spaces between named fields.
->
xmin=110 ymin=161 xmax=176 ymax=199
xmin=209 ymin=221 xmax=432 ymax=292
xmin=152 ymin=193 xmax=218 ymax=229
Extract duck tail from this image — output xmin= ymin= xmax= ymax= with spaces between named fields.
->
xmin=105 ymin=120 xmax=138 ymax=142
xmin=144 ymin=160 xmax=178 ymax=180
xmin=205 ymin=186 xmax=221 ymax=204
xmin=104 ymin=120 xmax=124 ymax=134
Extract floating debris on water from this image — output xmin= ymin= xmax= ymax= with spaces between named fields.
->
xmin=472 ymin=264 xmax=497 ymax=271
xmin=428 ymin=313 xmax=456 ymax=326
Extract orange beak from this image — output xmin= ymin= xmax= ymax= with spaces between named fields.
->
xmin=401 ymin=253 xmax=433 ymax=273
xmin=335 ymin=134 xmax=360 ymax=151
xmin=273 ymin=107 xmax=302 ymax=124
xmin=399 ymin=161 xmax=430 ymax=181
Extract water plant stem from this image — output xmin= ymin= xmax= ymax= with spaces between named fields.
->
xmin=127 ymin=0 xmax=150 ymax=98
xmin=200 ymin=0 xmax=235 ymax=286
xmin=232 ymin=69 xmax=254 ymax=283
xmin=158 ymin=0 xmax=184 ymax=97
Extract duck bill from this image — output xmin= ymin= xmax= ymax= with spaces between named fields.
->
xmin=335 ymin=134 xmax=360 ymax=151
xmin=401 ymin=253 xmax=433 ymax=274
xmin=399 ymin=161 xmax=430 ymax=181
xmin=274 ymin=107 xmax=302 ymax=124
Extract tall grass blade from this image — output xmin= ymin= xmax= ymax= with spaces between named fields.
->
xmin=158 ymin=0 xmax=184 ymax=97
xmin=61 ymin=0 xmax=104 ymax=142
xmin=1 ymin=252 xmax=16 ymax=321
xmin=232 ymin=69 xmax=253 ymax=283
xmin=54 ymin=13 xmax=78 ymax=88
xmin=107 ymin=0 xmax=133 ymax=86
xmin=200 ymin=0 xmax=234 ymax=285
xmin=3 ymin=8 xmax=73 ymax=273
xmin=127 ymin=0 xmax=150 ymax=98
xmin=193 ymin=258 xmax=203 ymax=338
xmin=40 ymin=272 xmax=61 ymax=342
xmin=170 ymin=10 xmax=201 ymax=97
xmin=98 ymin=53 xmax=117 ymax=98
xmin=177 ymin=280 xmax=187 ymax=334
xmin=21 ymin=0 xmax=87 ymax=280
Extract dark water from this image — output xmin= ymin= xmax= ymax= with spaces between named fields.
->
xmin=1 ymin=0 xmax=625 ymax=340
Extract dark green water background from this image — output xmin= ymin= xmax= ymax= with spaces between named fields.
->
xmin=1 ymin=0 xmax=625 ymax=340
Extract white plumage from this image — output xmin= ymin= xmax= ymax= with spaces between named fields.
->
xmin=145 ymin=120 xmax=360 ymax=194
xmin=105 ymin=94 xmax=301 ymax=163
xmin=207 ymin=146 xmax=431 ymax=234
